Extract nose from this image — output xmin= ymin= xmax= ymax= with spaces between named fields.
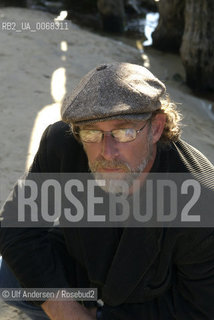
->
xmin=100 ymin=133 xmax=119 ymax=160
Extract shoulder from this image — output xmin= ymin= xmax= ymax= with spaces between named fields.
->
xmin=157 ymin=139 xmax=214 ymax=173
xmin=41 ymin=121 xmax=73 ymax=146
xmin=172 ymin=139 xmax=214 ymax=171
xmin=31 ymin=121 xmax=88 ymax=172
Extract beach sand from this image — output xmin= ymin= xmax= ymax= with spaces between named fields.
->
xmin=0 ymin=7 xmax=213 ymax=319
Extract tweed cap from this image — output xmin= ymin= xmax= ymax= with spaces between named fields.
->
xmin=61 ymin=62 xmax=166 ymax=124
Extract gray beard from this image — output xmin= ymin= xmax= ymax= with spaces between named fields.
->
xmin=92 ymin=157 xmax=150 ymax=195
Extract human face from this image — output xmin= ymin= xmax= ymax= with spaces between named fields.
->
xmin=78 ymin=115 xmax=165 ymax=193
xmin=80 ymin=119 xmax=155 ymax=176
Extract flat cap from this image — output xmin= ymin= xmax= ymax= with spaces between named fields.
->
xmin=61 ymin=62 xmax=166 ymax=124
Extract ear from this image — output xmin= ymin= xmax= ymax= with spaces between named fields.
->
xmin=151 ymin=113 xmax=166 ymax=144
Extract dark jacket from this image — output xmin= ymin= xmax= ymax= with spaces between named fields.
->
xmin=1 ymin=121 xmax=214 ymax=319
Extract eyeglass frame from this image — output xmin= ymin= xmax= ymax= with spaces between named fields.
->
xmin=74 ymin=120 xmax=150 ymax=143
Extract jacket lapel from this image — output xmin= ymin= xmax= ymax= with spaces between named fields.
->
xmin=102 ymin=227 xmax=163 ymax=306
xmin=78 ymin=228 xmax=123 ymax=284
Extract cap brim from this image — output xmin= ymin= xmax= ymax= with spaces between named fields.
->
xmin=74 ymin=112 xmax=152 ymax=126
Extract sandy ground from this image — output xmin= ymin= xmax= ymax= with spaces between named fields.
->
xmin=0 ymin=7 xmax=213 ymax=320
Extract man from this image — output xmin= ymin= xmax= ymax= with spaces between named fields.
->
xmin=0 ymin=62 xmax=214 ymax=319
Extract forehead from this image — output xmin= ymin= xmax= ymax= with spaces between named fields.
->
xmin=79 ymin=119 xmax=145 ymax=130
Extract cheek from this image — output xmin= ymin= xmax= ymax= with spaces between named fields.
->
xmin=129 ymin=148 xmax=145 ymax=167
xmin=82 ymin=143 xmax=100 ymax=162
xmin=118 ymin=143 xmax=144 ymax=167
xmin=120 ymin=136 xmax=152 ymax=169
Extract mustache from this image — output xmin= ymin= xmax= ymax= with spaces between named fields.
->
xmin=89 ymin=159 xmax=131 ymax=172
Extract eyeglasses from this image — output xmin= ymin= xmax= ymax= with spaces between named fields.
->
xmin=77 ymin=121 xmax=148 ymax=143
